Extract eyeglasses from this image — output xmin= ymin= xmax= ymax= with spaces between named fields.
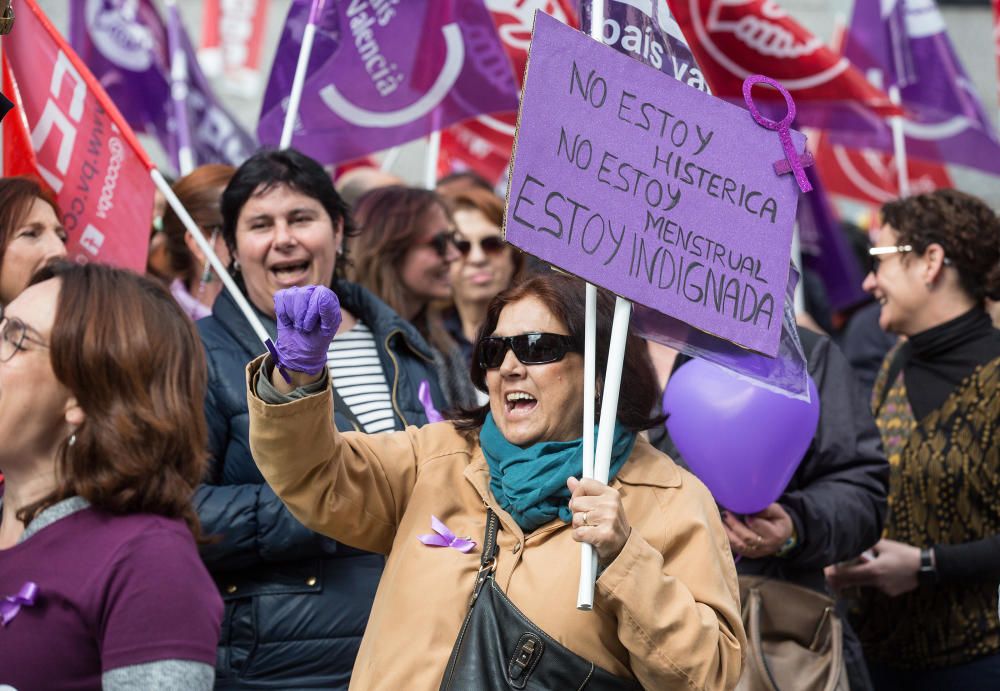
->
xmin=478 ymin=332 xmax=579 ymax=369
xmin=420 ymin=230 xmax=460 ymax=258
xmin=0 ymin=312 xmax=49 ymax=362
xmin=453 ymin=234 xmax=507 ymax=257
xmin=867 ymin=244 xmax=912 ymax=274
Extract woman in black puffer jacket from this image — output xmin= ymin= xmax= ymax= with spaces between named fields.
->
xmin=195 ymin=149 xmax=446 ymax=690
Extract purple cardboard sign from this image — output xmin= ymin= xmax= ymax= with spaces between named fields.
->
xmin=505 ymin=12 xmax=807 ymax=356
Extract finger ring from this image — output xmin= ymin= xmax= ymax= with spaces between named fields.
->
xmin=584 ymin=511 xmax=591 ymax=526
xmin=755 ymin=535 xmax=764 ymax=547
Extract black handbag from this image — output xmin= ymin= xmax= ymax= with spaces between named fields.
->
xmin=439 ymin=509 xmax=642 ymax=691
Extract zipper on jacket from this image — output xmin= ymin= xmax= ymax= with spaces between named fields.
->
xmin=383 ymin=330 xmax=409 ymax=428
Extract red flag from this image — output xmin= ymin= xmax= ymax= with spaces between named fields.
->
xmin=814 ymin=130 xmax=952 ymax=207
xmin=3 ymin=0 xmax=154 ymax=271
xmin=666 ymin=0 xmax=900 ymax=126
xmin=438 ymin=2 xmax=579 ymax=185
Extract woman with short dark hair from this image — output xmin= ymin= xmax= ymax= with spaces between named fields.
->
xmin=246 ymin=272 xmax=746 ymax=690
xmin=0 ymin=261 xmax=222 ymax=690
xmin=196 ymin=149 xmax=445 ymax=689
xmin=831 ymin=189 xmax=1000 ymax=689
xmin=0 ymin=176 xmax=66 ymax=306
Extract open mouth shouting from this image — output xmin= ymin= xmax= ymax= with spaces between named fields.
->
xmin=505 ymin=390 xmax=538 ymax=417
xmin=269 ymin=258 xmax=313 ymax=287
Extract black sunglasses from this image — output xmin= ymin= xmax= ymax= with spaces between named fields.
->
xmin=454 ymin=234 xmax=507 ymax=257
xmin=478 ymin=332 xmax=579 ymax=369
xmin=422 ymin=230 xmax=460 ymax=258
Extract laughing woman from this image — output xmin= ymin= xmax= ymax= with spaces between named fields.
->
xmin=196 ymin=149 xmax=445 ymax=689
xmin=246 ymin=273 xmax=745 ymax=690
xmin=830 ymin=190 xmax=1000 ymax=689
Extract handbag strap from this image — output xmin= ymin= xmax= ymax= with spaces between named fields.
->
xmin=466 ymin=509 xmax=500 ymax=608
xmin=481 ymin=509 xmax=500 ymax=568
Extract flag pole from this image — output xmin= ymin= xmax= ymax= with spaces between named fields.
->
xmin=280 ymin=0 xmax=325 ymax=149
xmin=164 ymin=0 xmax=195 ymax=175
xmin=578 ymin=0 xmax=607 ymax=611
xmin=151 ymin=169 xmax=271 ymax=345
xmin=888 ymin=85 xmax=910 ymax=197
xmin=381 ymin=146 xmax=401 ymax=173
xmin=424 ymin=131 xmax=441 ymax=189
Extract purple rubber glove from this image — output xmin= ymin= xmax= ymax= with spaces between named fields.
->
xmin=272 ymin=286 xmax=342 ymax=376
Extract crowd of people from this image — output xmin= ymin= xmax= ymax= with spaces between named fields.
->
xmin=0 ymin=150 xmax=997 ymax=690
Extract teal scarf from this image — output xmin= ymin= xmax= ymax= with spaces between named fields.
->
xmin=480 ymin=413 xmax=637 ymax=533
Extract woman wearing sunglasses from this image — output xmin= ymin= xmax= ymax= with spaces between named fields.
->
xmin=246 ymin=272 xmax=745 ymax=690
xmin=829 ymin=189 xmax=1000 ymax=689
xmin=0 ymin=262 xmax=222 ymax=690
xmin=440 ymin=187 xmax=525 ymax=371
xmin=351 ymin=185 xmax=479 ymax=408
xmin=196 ymin=150 xmax=445 ymax=689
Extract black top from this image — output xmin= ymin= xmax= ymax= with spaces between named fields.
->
xmin=904 ymin=307 xmax=1000 ymax=420
xmin=900 ymin=307 xmax=1000 ymax=583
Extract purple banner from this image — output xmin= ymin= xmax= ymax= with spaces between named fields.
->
xmin=634 ymin=265 xmax=809 ymax=398
xmin=257 ymin=0 xmax=520 ymax=164
xmin=506 ymin=12 xmax=805 ymax=356
xmin=836 ymin=0 xmax=1000 ymax=175
xmin=798 ymin=166 xmax=868 ymax=311
xmin=69 ymin=0 xmax=256 ymax=175
xmin=579 ymin=0 xmax=710 ymax=93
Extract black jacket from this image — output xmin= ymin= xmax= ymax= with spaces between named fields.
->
xmin=651 ymin=327 xmax=890 ymax=591
xmin=195 ymin=281 xmax=444 ymax=689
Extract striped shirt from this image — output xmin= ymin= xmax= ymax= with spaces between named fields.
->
xmin=327 ymin=322 xmax=396 ymax=433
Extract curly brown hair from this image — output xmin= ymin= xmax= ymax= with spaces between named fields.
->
xmin=20 ymin=262 xmax=208 ymax=539
xmin=881 ymin=189 xmax=1000 ymax=302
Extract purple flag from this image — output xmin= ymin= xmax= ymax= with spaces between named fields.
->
xmin=836 ymin=0 xmax=1000 ymax=175
xmin=258 ymin=0 xmax=520 ymax=163
xmin=797 ymin=166 xmax=867 ymax=311
xmin=70 ymin=0 xmax=256 ymax=175
xmin=579 ymin=0 xmax=710 ymax=94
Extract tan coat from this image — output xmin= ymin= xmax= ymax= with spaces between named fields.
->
xmin=246 ymin=358 xmax=745 ymax=690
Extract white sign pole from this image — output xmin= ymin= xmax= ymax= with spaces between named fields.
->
xmin=280 ymin=0 xmax=325 ymax=149
xmin=577 ymin=283 xmax=599 ymax=609
xmin=577 ymin=0 xmax=607 ymax=612
xmin=151 ymin=169 xmax=271 ymax=345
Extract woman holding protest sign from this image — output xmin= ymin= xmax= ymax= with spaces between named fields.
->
xmin=0 ymin=261 xmax=222 ymax=690
xmin=246 ymin=272 xmax=745 ymax=690
xmin=161 ymin=164 xmax=236 ymax=320
xmin=350 ymin=185 xmax=479 ymax=408
xmin=0 ymin=176 xmax=67 ymax=307
xmin=438 ymin=186 xmax=526 ymax=369
xmin=830 ymin=189 xmax=1000 ymax=689
xmin=196 ymin=149 xmax=445 ymax=689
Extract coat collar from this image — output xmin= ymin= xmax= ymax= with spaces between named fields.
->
xmin=206 ymin=279 xmax=437 ymax=363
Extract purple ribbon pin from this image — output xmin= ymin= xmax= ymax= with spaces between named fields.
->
xmin=418 ymin=516 xmax=476 ymax=553
xmin=1 ymin=582 xmax=39 ymax=626
xmin=742 ymin=75 xmax=814 ymax=194
xmin=418 ymin=380 xmax=445 ymax=423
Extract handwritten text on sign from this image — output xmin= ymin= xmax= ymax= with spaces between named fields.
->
xmin=504 ymin=12 xmax=806 ymax=356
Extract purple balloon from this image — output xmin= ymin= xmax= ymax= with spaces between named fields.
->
xmin=662 ymin=359 xmax=820 ymax=514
